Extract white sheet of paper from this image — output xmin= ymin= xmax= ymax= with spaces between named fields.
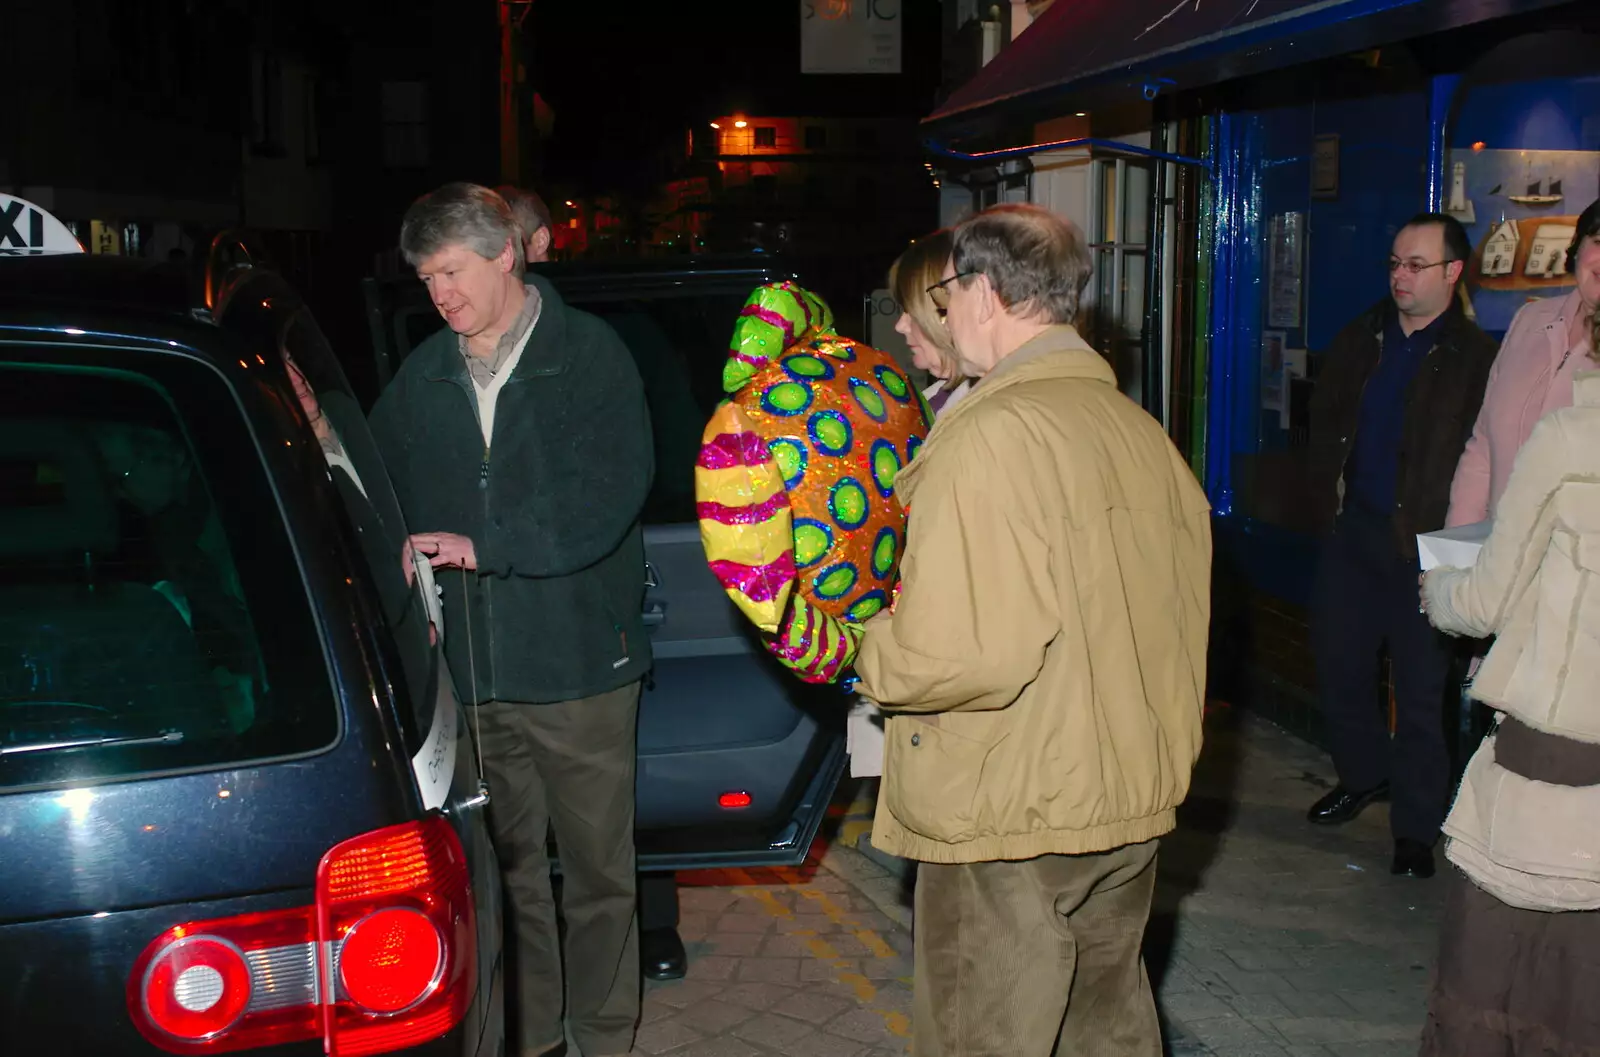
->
xmin=1418 ymin=520 xmax=1492 ymax=572
xmin=847 ymin=699 xmax=885 ymax=778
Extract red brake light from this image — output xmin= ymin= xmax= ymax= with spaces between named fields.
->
xmin=719 ymin=791 xmax=753 ymax=809
xmin=127 ymin=817 xmax=476 ymax=1056
xmin=338 ymin=908 xmax=444 ymax=1014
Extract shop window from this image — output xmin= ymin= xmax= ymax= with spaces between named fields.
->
xmin=1090 ymin=157 xmax=1153 ymax=404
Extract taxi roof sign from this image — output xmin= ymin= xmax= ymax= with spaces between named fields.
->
xmin=0 ymin=195 xmax=84 ymax=256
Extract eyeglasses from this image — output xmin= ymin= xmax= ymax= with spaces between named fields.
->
xmin=1387 ymin=257 xmax=1457 ymax=275
xmin=926 ymin=270 xmax=979 ymax=319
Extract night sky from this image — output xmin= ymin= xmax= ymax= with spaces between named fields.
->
xmin=528 ymin=1 xmax=944 ymax=191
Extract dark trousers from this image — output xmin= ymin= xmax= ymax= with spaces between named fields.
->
xmin=1311 ymin=505 xmax=1452 ymax=843
xmin=912 ymin=841 xmax=1161 ymax=1056
xmin=478 ymin=683 xmax=641 ymax=1057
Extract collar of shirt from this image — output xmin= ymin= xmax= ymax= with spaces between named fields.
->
xmin=1383 ymin=307 xmax=1446 ymax=353
xmin=460 ymin=283 xmax=542 ymax=386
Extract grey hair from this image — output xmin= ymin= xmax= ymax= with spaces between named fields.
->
xmin=498 ymin=186 xmax=552 ymax=239
xmin=951 ymin=203 xmax=1092 ymax=325
xmin=399 ymin=182 xmax=523 ymax=276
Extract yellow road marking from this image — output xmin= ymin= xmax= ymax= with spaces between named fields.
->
xmin=730 ymin=883 xmax=910 ymax=1039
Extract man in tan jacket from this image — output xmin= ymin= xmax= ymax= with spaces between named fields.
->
xmin=856 ymin=204 xmax=1212 ymax=1056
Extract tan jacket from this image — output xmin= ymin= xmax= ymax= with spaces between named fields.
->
xmin=1426 ymin=371 xmax=1600 ymax=911
xmin=856 ymin=326 xmax=1213 ymax=864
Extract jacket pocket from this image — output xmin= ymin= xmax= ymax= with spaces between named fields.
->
xmin=883 ymin=717 xmax=1006 ymax=844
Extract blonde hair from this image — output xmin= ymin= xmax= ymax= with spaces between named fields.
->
xmin=888 ymin=229 xmax=963 ymax=384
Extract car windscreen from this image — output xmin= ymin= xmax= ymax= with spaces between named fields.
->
xmin=0 ymin=349 xmax=337 ymax=789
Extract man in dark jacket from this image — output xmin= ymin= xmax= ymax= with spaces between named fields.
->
xmin=1304 ymin=212 xmax=1495 ymax=880
xmin=370 ymin=183 xmax=652 ymax=1057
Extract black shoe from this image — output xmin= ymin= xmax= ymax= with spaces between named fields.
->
xmin=1306 ymin=782 xmax=1390 ymax=825
xmin=1392 ymin=838 xmax=1436 ymax=878
xmin=641 ymin=926 xmax=687 ymax=981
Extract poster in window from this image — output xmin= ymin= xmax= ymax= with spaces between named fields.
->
xmin=1261 ymin=330 xmax=1286 ymax=414
xmin=1311 ymin=134 xmax=1340 ymax=199
xmin=1267 ymin=212 xmax=1305 ymax=329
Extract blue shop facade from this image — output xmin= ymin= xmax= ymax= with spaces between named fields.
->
xmin=926 ymin=0 xmax=1600 ymax=745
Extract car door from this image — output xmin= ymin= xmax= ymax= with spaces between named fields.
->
xmin=251 ymin=284 xmax=504 ymax=1052
xmin=361 ymin=269 xmax=848 ymax=871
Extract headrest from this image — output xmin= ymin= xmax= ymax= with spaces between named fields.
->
xmin=0 ymin=419 xmax=117 ymax=558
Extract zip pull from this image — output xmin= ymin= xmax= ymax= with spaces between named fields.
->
xmin=479 ymin=444 xmax=490 ymax=490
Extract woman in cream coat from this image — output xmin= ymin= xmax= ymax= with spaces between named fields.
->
xmin=846 ymin=230 xmax=970 ymax=777
xmin=1419 ymin=309 xmax=1600 ymax=1054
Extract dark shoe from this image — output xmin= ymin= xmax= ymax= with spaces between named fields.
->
xmin=1392 ymin=838 xmax=1436 ymax=878
xmin=1306 ymin=782 xmax=1390 ymax=825
xmin=642 ymin=926 xmax=687 ymax=981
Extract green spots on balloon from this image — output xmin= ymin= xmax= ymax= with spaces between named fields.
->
xmin=785 ymin=355 xmax=829 ymax=378
xmin=761 ymin=382 xmax=812 ymax=416
xmin=848 ymin=594 xmax=885 ymax=621
xmin=879 ymin=370 xmax=909 ymax=398
xmin=872 ymin=529 xmax=897 ymax=579
xmin=815 ymin=415 xmax=849 ymax=451
xmin=852 ymin=381 xmax=887 ymax=420
xmin=814 ymin=564 xmax=858 ymax=599
xmin=772 ymin=443 xmax=802 ymax=481
xmin=794 ymin=522 xmax=831 ymax=567
xmin=830 ymin=480 xmax=868 ymax=529
xmin=872 ymin=444 xmax=899 ymax=494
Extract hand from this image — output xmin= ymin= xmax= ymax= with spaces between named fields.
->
xmin=1418 ymin=572 xmax=1429 ymax=615
xmin=405 ymin=532 xmax=478 ymax=585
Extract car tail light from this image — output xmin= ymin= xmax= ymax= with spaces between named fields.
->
xmin=718 ymin=791 xmax=753 ymax=809
xmin=127 ymin=816 xmax=476 ymax=1055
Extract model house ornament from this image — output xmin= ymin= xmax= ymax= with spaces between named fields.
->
xmin=1482 ymin=219 xmax=1519 ymax=278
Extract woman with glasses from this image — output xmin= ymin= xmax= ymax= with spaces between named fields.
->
xmin=1447 ymin=199 xmax=1600 ymax=528
xmin=888 ymin=229 xmax=971 ymax=415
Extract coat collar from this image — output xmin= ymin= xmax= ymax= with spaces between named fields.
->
xmin=419 ymin=272 xmax=572 ymax=386
xmin=897 ymin=325 xmax=1112 ymax=495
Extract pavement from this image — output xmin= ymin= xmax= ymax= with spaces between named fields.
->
xmin=632 ymin=706 xmax=1445 ymax=1056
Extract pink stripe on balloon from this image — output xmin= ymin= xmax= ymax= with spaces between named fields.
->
xmin=730 ymin=351 xmax=767 ymax=368
xmin=709 ymin=555 xmax=796 ymax=603
xmin=697 ymin=431 xmax=771 ymax=470
xmin=739 ymin=305 xmax=797 ymax=344
xmin=698 ymin=492 xmax=789 ymax=525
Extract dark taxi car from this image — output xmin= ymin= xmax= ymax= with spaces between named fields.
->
xmin=0 ymin=240 xmax=502 ymax=1055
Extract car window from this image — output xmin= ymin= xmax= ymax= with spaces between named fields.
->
xmin=574 ymin=292 xmax=751 ymax=525
xmin=0 ymin=353 xmax=336 ymax=788
xmin=278 ymin=309 xmax=440 ymax=751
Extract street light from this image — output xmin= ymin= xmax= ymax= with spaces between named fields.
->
xmin=734 ymin=119 xmax=748 ymax=129
xmin=710 ymin=122 xmax=721 ymax=129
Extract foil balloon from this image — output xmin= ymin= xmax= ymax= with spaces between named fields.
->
xmin=696 ymin=282 xmax=931 ymax=683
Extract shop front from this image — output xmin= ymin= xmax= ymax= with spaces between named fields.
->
xmin=923 ymin=0 xmax=1600 ymax=748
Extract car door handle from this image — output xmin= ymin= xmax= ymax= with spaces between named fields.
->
xmin=642 ymin=600 xmax=668 ymax=626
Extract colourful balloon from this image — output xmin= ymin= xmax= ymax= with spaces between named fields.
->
xmin=696 ymin=283 xmax=930 ymax=682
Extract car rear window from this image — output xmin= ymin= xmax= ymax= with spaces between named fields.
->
xmin=0 ymin=351 xmax=336 ymax=789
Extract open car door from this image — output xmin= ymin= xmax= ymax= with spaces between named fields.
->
xmin=362 ymin=261 xmax=849 ymax=871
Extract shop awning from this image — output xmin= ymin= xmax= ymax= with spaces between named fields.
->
xmin=925 ymin=0 xmax=1572 ymax=138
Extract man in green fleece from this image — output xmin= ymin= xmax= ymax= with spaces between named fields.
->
xmin=371 ymin=182 xmax=653 ymax=1057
